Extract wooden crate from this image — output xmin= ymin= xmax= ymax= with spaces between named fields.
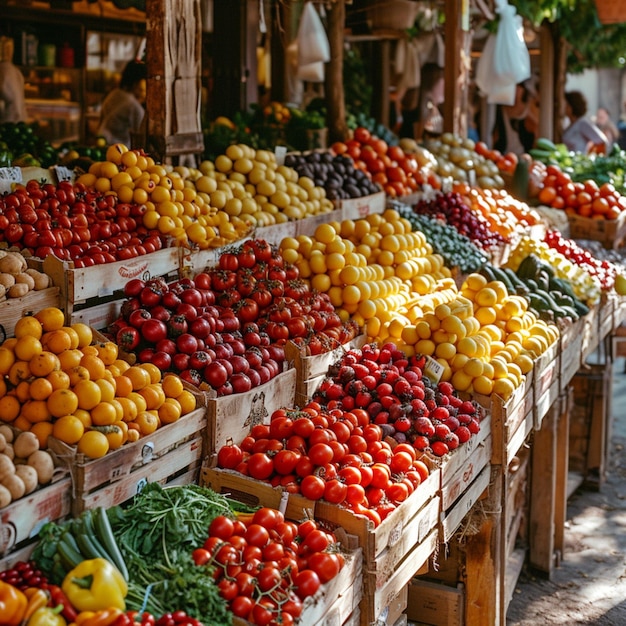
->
xmin=48 ymin=405 xmax=207 ymax=515
xmin=285 ymin=334 xmax=367 ymax=400
xmin=598 ymin=292 xmax=615 ymax=343
xmin=66 ymin=296 xmax=123 ymax=330
xmin=360 ymin=531 xmax=435 ymax=626
xmin=208 ymin=367 xmax=296 ymax=453
xmin=439 ymin=415 xmax=493 ymax=543
xmin=503 ymin=445 xmax=530 ymax=562
xmin=43 ymin=247 xmax=181 ymax=319
xmin=233 ymin=547 xmax=362 ymax=626
xmin=201 ymin=463 xmax=317 ymax=522
xmin=486 ymin=373 xmax=534 ymax=467
xmin=533 ymin=339 xmax=560 ymax=427
xmin=566 ymin=210 xmax=626 ymax=249
xmin=295 ymin=209 xmax=344 ymax=237
xmin=559 ymin=317 xmax=584 ymax=392
xmin=255 ymin=221 xmax=298 ymax=246
xmin=0 ymin=287 xmax=61 ymax=339
xmin=406 ymin=579 xmax=464 ymax=626
xmin=581 ymin=304 xmax=600 ymax=362
xmin=568 ymin=362 xmax=612 ymax=489
xmin=0 ymin=474 xmax=72 ymax=558
xmin=339 ymin=191 xmax=386 ymax=222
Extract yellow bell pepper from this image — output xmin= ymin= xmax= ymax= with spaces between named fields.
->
xmin=61 ymin=559 xmax=127 ymax=613
xmin=27 ymin=605 xmax=67 ymax=626
xmin=0 ymin=580 xmax=28 ymax=626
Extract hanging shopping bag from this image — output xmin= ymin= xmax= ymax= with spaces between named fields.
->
xmin=296 ymin=2 xmax=330 ymax=67
xmin=475 ymin=0 xmax=530 ymax=105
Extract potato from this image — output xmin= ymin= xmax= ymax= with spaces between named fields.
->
xmin=0 ymin=252 xmax=26 ymax=275
xmin=8 ymin=283 xmax=29 ymax=298
xmin=0 ymin=273 xmax=16 ymax=289
xmin=0 ymin=284 xmax=5 ymax=300
xmin=28 ymin=450 xmax=54 ymax=484
xmin=15 ymin=273 xmax=35 ymax=291
xmin=13 ymin=431 xmax=39 ymax=459
xmin=15 ymin=464 xmax=38 ymax=494
xmin=0 ymin=454 xmax=15 ymax=482
xmin=0 ymin=433 xmax=5 ymax=453
xmin=0 ymin=425 xmax=14 ymax=443
xmin=25 ymin=268 xmax=50 ymax=290
xmin=2 ymin=444 xmax=14 ymax=461
xmin=0 ymin=484 xmax=11 ymax=508
xmin=2 ymin=473 xmax=25 ymax=500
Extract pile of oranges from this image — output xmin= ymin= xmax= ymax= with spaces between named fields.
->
xmin=0 ymin=307 xmax=196 ymax=459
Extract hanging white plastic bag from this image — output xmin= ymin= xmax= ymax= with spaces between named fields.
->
xmin=297 ymin=2 xmax=330 ymax=67
xmin=474 ymin=0 xmax=530 ymax=105
xmin=297 ymin=61 xmax=325 ymax=83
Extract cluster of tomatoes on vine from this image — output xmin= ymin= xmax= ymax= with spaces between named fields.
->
xmin=192 ymin=507 xmax=344 ymax=626
xmin=544 ymin=229 xmax=618 ymax=291
xmin=0 ymin=178 xmax=163 ymax=266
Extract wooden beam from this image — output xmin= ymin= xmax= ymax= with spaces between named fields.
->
xmin=538 ymin=21 xmax=555 ymax=140
xmin=325 ymin=0 xmax=349 ymax=143
xmin=443 ymin=0 xmax=467 ymax=136
xmin=145 ymin=0 xmax=204 ymax=159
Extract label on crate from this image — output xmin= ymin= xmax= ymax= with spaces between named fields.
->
xmin=52 ymin=165 xmax=74 ymax=183
xmin=274 ymin=146 xmax=287 ymax=166
xmin=0 ymin=167 xmax=22 ymax=181
xmin=424 ymin=356 xmax=445 ymax=383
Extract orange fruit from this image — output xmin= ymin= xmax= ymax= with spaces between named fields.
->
xmin=127 ymin=391 xmax=148 ymax=414
xmin=116 ymin=396 xmax=138 ymax=422
xmin=161 ymin=374 xmax=184 ymax=398
xmin=14 ymin=335 xmax=43 ymax=361
xmin=135 ymin=411 xmax=159 ymax=435
xmin=58 ymin=348 xmax=84 ymax=371
xmin=73 ymin=379 xmax=102 ymax=410
xmin=96 ymin=378 xmax=116 ymax=403
xmin=81 ymin=345 xmax=99 ymax=358
xmin=30 ymin=351 xmax=61 ymax=377
xmin=77 ymin=430 xmax=109 ymax=459
xmin=158 ymin=397 xmax=182 ymax=425
xmin=42 ymin=330 xmax=72 ymax=354
xmin=52 ymin=415 xmax=85 ymax=445
xmin=35 ymin=307 xmax=66 ymax=332
xmin=139 ymin=362 xmax=161 ymax=384
xmin=21 ymin=399 xmax=52 ymax=424
xmin=47 ymin=369 xmax=71 ymax=390
xmin=103 ymin=422 xmax=126 ymax=449
xmin=112 ymin=359 xmax=131 ymax=374
xmin=125 ymin=366 xmax=151 ymax=391
xmin=0 ymin=347 xmax=16 ymax=376
xmin=113 ymin=375 xmax=133 ymax=398
xmin=176 ymin=389 xmax=197 ymax=415
xmin=15 ymin=380 xmax=31 ymax=403
xmin=138 ymin=383 xmax=166 ymax=410
xmin=71 ymin=323 xmax=93 ymax=348
xmin=14 ymin=316 xmax=43 ymax=340
xmin=109 ymin=398 xmax=124 ymax=422
xmin=30 ymin=421 xmax=54 ymax=448
xmin=29 ymin=377 xmax=54 ymax=401
xmin=47 ymin=388 xmax=79 ymax=418
xmin=91 ymin=401 xmax=118 ymax=426
xmin=8 ymin=360 xmax=31 ymax=386
xmin=0 ymin=395 xmax=20 ymax=422
xmin=61 ymin=327 xmax=80 ymax=350
xmin=95 ymin=342 xmax=118 ymax=366
xmin=67 ymin=365 xmax=90 ymax=386
xmin=13 ymin=415 xmax=32 ymax=432
xmin=74 ymin=408 xmax=93 ymax=429
xmin=80 ymin=354 xmax=106 ymax=381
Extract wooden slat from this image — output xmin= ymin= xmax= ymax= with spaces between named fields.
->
xmin=0 ymin=287 xmax=61 ymax=339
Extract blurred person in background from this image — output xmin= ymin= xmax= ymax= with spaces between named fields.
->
xmin=492 ymin=80 xmax=538 ymax=155
xmin=594 ymin=106 xmax=619 ymax=151
xmin=97 ymin=60 xmax=146 ymax=146
xmin=562 ymin=91 xmax=608 ymax=154
xmin=0 ymin=37 xmax=27 ymax=124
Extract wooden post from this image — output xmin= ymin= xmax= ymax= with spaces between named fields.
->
xmin=325 ymin=0 xmax=349 ymax=143
xmin=464 ymin=467 xmax=501 ymax=626
xmin=538 ymin=21 xmax=555 ymax=141
xmin=443 ymin=0 xmax=464 ymax=136
xmin=145 ymin=0 xmax=204 ymax=160
xmin=529 ymin=404 xmax=558 ymax=577
xmin=554 ymin=390 xmax=571 ymax=565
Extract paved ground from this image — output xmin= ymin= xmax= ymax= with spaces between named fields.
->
xmin=506 ymin=356 xmax=626 ymax=625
